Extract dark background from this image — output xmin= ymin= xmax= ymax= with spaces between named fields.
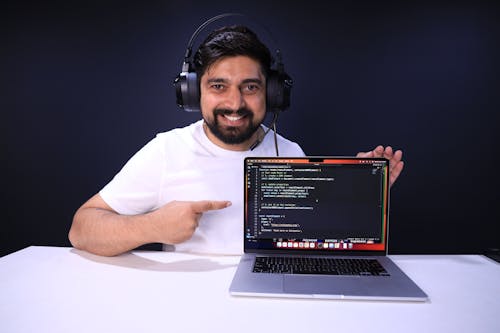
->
xmin=2 ymin=1 xmax=499 ymax=257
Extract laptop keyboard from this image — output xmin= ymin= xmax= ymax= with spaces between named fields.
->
xmin=253 ymin=256 xmax=390 ymax=276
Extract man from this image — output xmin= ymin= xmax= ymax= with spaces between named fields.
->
xmin=69 ymin=26 xmax=403 ymax=256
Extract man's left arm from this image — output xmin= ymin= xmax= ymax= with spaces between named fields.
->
xmin=356 ymin=145 xmax=404 ymax=187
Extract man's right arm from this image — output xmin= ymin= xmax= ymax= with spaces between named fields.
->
xmin=68 ymin=194 xmax=158 ymax=256
xmin=68 ymin=194 xmax=231 ymax=257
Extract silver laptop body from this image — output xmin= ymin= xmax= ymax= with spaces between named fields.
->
xmin=229 ymin=157 xmax=428 ymax=301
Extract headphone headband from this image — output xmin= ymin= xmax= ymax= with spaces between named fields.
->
xmin=184 ymin=13 xmax=243 ymax=63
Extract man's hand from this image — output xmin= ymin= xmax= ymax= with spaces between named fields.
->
xmin=147 ymin=200 xmax=232 ymax=244
xmin=356 ymin=145 xmax=404 ymax=187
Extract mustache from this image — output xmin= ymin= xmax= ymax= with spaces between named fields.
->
xmin=213 ymin=107 xmax=252 ymax=117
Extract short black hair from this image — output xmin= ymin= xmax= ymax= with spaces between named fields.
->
xmin=193 ymin=25 xmax=273 ymax=79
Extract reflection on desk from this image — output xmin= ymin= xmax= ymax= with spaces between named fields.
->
xmin=1 ymin=246 xmax=499 ymax=333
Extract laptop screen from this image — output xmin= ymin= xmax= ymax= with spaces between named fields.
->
xmin=244 ymin=157 xmax=389 ymax=254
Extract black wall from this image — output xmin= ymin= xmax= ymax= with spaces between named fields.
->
xmin=2 ymin=1 xmax=499 ymax=257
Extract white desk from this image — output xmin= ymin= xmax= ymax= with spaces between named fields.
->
xmin=1 ymin=246 xmax=499 ymax=333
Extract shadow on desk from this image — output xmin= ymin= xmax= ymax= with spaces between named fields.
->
xmin=70 ymin=248 xmax=237 ymax=272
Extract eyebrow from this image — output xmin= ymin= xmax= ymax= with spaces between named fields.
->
xmin=242 ymin=78 xmax=264 ymax=85
xmin=206 ymin=78 xmax=264 ymax=85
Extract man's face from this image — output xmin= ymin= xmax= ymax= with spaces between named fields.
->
xmin=199 ymin=55 xmax=266 ymax=150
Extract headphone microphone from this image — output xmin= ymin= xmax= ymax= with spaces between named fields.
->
xmin=173 ymin=13 xmax=293 ymax=114
xmin=249 ymin=112 xmax=280 ymax=155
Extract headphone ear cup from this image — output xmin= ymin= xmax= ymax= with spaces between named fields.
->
xmin=174 ymin=71 xmax=200 ymax=112
xmin=266 ymin=69 xmax=293 ymax=112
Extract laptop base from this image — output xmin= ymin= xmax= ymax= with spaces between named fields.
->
xmin=229 ymin=254 xmax=429 ymax=302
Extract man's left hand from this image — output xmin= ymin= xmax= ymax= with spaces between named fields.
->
xmin=356 ymin=145 xmax=404 ymax=187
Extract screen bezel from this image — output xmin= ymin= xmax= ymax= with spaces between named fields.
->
xmin=243 ymin=156 xmax=390 ymax=256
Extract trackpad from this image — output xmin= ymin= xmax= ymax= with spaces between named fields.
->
xmin=283 ymin=275 xmax=360 ymax=295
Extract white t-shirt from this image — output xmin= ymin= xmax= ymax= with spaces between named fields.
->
xmin=100 ymin=120 xmax=305 ymax=254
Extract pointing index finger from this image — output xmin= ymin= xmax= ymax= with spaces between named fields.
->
xmin=192 ymin=200 xmax=232 ymax=213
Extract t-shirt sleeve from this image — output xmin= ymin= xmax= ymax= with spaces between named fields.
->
xmin=99 ymin=135 xmax=164 ymax=215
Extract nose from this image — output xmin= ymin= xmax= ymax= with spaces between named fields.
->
xmin=224 ymin=87 xmax=246 ymax=111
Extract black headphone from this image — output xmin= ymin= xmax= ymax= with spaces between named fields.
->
xmin=173 ymin=13 xmax=293 ymax=113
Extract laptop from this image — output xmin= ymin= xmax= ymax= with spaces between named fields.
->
xmin=229 ymin=157 xmax=428 ymax=301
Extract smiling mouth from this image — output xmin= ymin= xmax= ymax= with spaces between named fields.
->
xmin=223 ymin=114 xmax=244 ymax=122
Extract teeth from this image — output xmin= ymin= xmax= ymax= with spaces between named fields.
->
xmin=224 ymin=115 xmax=243 ymax=121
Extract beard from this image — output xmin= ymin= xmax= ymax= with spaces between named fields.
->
xmin=204 ymin=107 xmax=261 ymax=145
